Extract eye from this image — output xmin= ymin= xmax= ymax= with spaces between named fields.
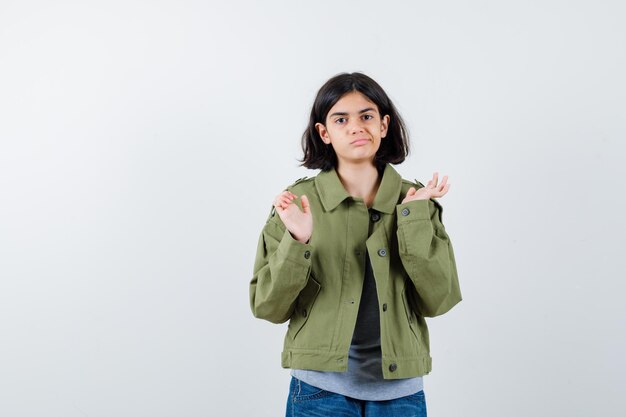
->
xmin=335 ymin=117 xmax=347 ymax=124
xmin=362 ymin=114 xmax=374 ymax=121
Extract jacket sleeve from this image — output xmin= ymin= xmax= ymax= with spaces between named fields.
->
xmin=249 ymin=210 xmax=313 ymax=324
xmin=396 ymin=197 xmax=462 ymax=317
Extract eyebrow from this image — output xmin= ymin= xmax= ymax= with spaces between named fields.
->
xmin=329 ymin=107 xmax=378 ymax=118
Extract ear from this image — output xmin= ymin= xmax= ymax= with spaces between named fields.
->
xmin=380 ymin=115 xmax=390 ymax=138
xmin=315 ymin=122 xmax=331 ymax=144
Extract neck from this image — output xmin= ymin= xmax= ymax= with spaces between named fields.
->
xmin=336 ymin=160 xmax=381 ymax=208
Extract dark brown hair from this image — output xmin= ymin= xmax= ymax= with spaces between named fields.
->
xmin=300 ymin=72 xmax=410 ymax=171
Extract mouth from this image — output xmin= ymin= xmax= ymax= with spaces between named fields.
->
xmin=351 ymin=138 xmax=371 ymax=145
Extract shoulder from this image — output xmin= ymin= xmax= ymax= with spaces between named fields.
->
xmin=284 ymin=175 xmax=316 ymax=194
xmin=401 ymin=178 xmax=424 ymax=192
xmin=400 ymin=177 xmax=429 ymax=197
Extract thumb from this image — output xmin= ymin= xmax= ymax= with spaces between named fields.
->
xmin=406 ymin=187 xmax=416 ymax=197
xmin=300 ymin=195 xmax=311 ymax=214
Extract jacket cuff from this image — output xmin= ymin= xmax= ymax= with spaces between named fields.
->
xmin=396 ymin=199 xmax=430 ymax=223
xmin=277 ymin=228 xmax=314 ymax=266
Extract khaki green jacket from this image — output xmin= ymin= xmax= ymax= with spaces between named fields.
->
xmin=250 ymin=164 xmax=461 ymax=379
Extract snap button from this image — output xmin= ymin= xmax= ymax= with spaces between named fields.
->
xmin=378 ymin=248 xmax=387 ymax=257
xmin=370 ymin=212 xmax=380 ymax=222
xmin=401 ymin=208 xmax=410 ymax=216
xmin=389 ymin=363 xmax=397 ymax=372
xmin=382 ymin=303 xmax=388 ymax=312
xmin=304 ymin=250 xmax=311 ymax=259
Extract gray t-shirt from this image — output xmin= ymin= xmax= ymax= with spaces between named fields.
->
xmin=292 ymin=245 xmax=423 ymax=401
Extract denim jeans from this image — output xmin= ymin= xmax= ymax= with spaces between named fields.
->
xmin=285 ymin=376 xmax=427 ymax=417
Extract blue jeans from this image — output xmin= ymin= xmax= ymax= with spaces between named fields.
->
xmin=285 ymin=377 xmax=427 ymax=417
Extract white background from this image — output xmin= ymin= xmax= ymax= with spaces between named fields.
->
xmin=1 ymin=1 xmax=625 ymax=416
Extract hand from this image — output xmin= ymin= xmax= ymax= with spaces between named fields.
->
xmin=402 ymin=172 xmax=450 ymax=204
xmin=273 ymin=191 xmax=313 ymax=244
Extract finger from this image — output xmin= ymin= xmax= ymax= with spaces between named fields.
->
xmin=438 ymin=175 xmax=448 ymax=191
xmin=432 ymin=172 xmax=439 ymax=187
xmin=407 ymin=187 xmax=416 ymax=196
xmin=275 ymin=192 xmax=292 ymax=205
xmin=275 ymin=196 xmax=292 ymax=209
xmin=435 ymin=183 xmax=451 ymax=197
xmin=300 ymin=195 xmax=310 ymax=213
xmin=280 ymin=191 xmax=296 ymax=201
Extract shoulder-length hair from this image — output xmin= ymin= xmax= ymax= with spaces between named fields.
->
xmin=300 ymin=72 xmax=410 ymax=171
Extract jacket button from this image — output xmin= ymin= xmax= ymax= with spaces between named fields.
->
xmin=378 ymin=248 xmax=387 ymax=257
xmin=304 ymin=250 xmax=311 ymax=259
xmin=370 ymin=212 xmax=380 ymax=222
xmin=401 ymin=208 xmax=410 ymax=216
xmin=302 ymin=309 xmax=307 ymax=317
xmin=382 ymin=303 xmax=388 ymax=312
xmin=389 ymin=363 xmax=397 ymax=372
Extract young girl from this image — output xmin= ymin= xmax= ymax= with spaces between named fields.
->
xmin=250 ymin=72 xmax=461 ymax=417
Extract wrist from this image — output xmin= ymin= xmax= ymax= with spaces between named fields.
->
xmin=296 ymin=234 xmax=311 ymax=244
xmin=289 ymin=231 xmax=310 ymax=244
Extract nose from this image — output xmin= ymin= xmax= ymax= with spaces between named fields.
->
xmin=348 ymin=118 xmax=365 ymax=134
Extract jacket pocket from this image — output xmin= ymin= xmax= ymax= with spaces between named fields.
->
xmin=401 ymin=286 xmax=419 ymax=342
xmin=403 ymin=281 xmax=431 ymax=353
xmin=287 ymin=275 xmax=321 ymax=341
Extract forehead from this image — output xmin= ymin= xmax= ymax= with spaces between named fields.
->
xmin=328 ymin=91 xmax=379 ymax=114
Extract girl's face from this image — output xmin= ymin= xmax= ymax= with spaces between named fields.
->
xmin=315 ymin=91 xmax=390 ymax=168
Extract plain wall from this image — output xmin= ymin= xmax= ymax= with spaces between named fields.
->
xmin=1 ymin=1 xmax=625 ymax=416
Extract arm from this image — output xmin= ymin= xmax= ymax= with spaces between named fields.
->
xmin=396 ymin=196 xmax=462 ymax=318
xmin=249 ymin=208 xmax=314 ymax=324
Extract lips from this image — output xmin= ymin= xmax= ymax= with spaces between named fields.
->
xmin=351 ymin=138 xmax=371 ymax=145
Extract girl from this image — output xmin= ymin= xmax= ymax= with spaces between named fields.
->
xmin=250 ymin=72 xmax=461 ymax=417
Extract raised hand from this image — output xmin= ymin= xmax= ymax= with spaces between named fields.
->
xmin=273 ymin=191 xmax=313 ymax=244
xmin=402 ymin=172 xmax=450 ymax=204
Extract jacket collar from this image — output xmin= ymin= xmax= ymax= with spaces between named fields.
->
xmin=315 ymin=164 xmax=403 ymax=214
